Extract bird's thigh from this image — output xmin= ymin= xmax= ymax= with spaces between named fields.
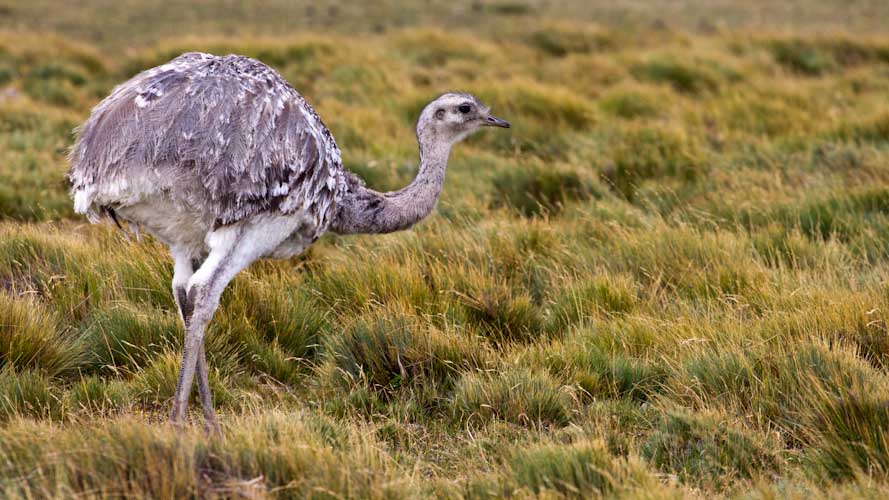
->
xmin=187 ymin=214 xmax=306 ymax=315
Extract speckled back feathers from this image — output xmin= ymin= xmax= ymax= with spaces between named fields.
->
xmin=68 ymin=52 xmax=345 ymax=237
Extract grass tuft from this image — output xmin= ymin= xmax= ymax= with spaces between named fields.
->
xmin=455 ymin=277 xmax=546 ymax=344
xmin=453 ymin=367 xmax=570 ymax=426
xmin=767 ymin=37 xmax=889 ymax=75
xmin=598 ymin=84 xmax=667 ymax=119
xmin=81 ymin=304 xmax=180 ymax=375
xmin=535 ymin=328 xmax=665 ymax=402
xmin=491 ymin=163 xmax=599 ymax=217
xmin=602 ymin=124 xmax=707 ymax=201
xmin=67 ymin=375 xmax=132 ymax=415
xmin=642 ymin=410 xmax=783 ymax=487
xmin=833 ymin=110 xmax=889 ymax=144
xmin=547 ymin=274 xmax=637 ymax=331
xmin=0 ymin=367 xmax=61 ymax=421
xmin=328 ymin=309 xmax=490 ymax=393
xmin=527 ymin=25 xmax=617 ymax=57
xmin=631 ymin=55 xmax=720 ymax=94
xmin=509 ymin=439 xmax=655 ymax=497
xmin=0 ymin=294 xmax=83 ymax=377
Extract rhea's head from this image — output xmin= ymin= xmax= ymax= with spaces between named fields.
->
xmin=417 ymin=92 xmax=510 ymax=146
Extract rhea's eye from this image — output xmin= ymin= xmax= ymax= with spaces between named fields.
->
xmin=458 ymin=104 xmax=472 ymax=114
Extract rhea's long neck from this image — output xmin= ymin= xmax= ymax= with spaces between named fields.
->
xmin=330 ymin=133 xmax=451 ymax=235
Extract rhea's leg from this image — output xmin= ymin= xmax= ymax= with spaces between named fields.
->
xmin=195 ymin=343 xmax=219 ymax=433
xmin=169 ymin=214 xmax=304 ymax=424
xmin=170 ymin=251 xmax=219 ymax=431
xmin=169 ymin=245 xmax=235 ymax=423
xmin=170 ymin=248 xmax=196 ymax=423
xmin=172 ymin=250 xmax=197 ymax=328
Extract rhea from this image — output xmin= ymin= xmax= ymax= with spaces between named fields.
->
xmin=68 ymin=52 xmax=510 ymax=430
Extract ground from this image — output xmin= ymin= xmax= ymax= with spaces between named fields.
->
xmin=1 ymin=0 xmax=889 ymax=498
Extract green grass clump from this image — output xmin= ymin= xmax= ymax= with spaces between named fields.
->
xmin=768 ymin=39 xmax=837 ymax=75
xmin=605 ymin=226 xmax=764 ymax=299
xmin=547 ymin=274 xmax=637 ymax=331
xmin=392 ymin=29 xmax=493 ymax=67
xmin=0 ymin=295 xmax=82 ymax=377
xmin=833 ymin=110 xmax=889 ymax=144
xmin=0 ymin=64 xmax=14 ymax=86
xmin=0 ymin=368 xmax=61 ymax=421
xmin=67 ymin=375 xmax=132 ymax=415
xmin=481 ymin=79 xmax=596 ymax=131
xmin=603 ymin=124 xmax=707 ymax=200
xmin=767 ymin=37 xmax=889 ymax=75
xmin=643 ymin=411 xmax=782 ymax=487
xmin=309 ymin=254 xmax=436 ymax=315
xmin=527 ymin=25 xmax=616 ymax=57
xmin=128 ymin=351 xmax=184 ymax=409
xmin=491 ymin=163 xmax=598 ymax=217
xmin=598 ymin=84 xmax=666 ymax=119
xmin=631 ymin=56 xmax=720 ymax=94
xmin=734 ymin=187 xmax=889 ymax=262
xmin=509 ymin=439 xmax=655 ymax=497
xmin=535 ymin=328 xmax=665 ymax=402
xmin=453 ymin=367 xmax=570 ymax=426
xmin=328 ymin=310 xmax=490 ymax=393
xmin=81 ymin=304 xmax=180 ymax=374
xmin=227 ymin=281 xmax=331 ymax=364
xmin=673 ymin=343 xmax=889 ymax=450
xmin=485 ymin=2 xmax=533 ymax=16
xmin=455 ymin=277 xmax=546 ymax=344
xmin=811 ymin=391 xmax=889 ymax=481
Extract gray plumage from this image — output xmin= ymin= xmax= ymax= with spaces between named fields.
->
xmin=69 ymin=52 xmax=343 ymax=238
xmin=68 ymin=51 xmax=510 ymax=430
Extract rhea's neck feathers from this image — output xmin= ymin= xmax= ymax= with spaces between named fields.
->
xmin=330 ymin=128 xmax=452 ymax=235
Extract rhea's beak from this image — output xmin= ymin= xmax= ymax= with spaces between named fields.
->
xmin=483 ymin=115 xmax=511 ymax=128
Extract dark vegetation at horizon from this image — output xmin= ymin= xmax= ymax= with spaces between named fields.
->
xmin=2 ymin=0 xmax=889 ymax=497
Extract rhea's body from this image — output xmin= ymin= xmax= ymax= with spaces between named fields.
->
xmin=69 ymin=52 xmax=343 ymax=260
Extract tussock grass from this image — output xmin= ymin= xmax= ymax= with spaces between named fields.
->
xmin=767 ymin=37 xmax=889 ymax=76
xmin=603 ymin=124 xmax=707 ymax=201
xmin=598 ymin=83 xmax=668 ymax=119
xmin=82 ymin=304 xmax=181 ymax=374
xmin=642 ymin=410 xmax=783 ymax=487
xmin=484 ymin=79 xmax=595 ymax=131
xmin=547 ymin=274 xmax=637 ymax=330
xmin=455 ymin=276 xmax=546 ymax=344
xmin=669 ymin=342 xmax=889 ymax=452
xmin=1 ymin=1 xmax=889 ymax=495
xmin=327 ymin=308 xmax=491 ymax=393
xmin=529 ymin=326 xmax=666 ymax=402
xmin=0 ymin=368 xmax=61 ymax=421
xmin=526 ymin=24 xmax=618 ymax=57
xmin=0 ymin=295 xmax=82 ymax=377
xmin=66 ymin=375 xmax=131 ymax=415
xmin=509 ymin=439 xmax=657 ymax=497
xmin=453 ymin=367 xmax=571 ymax=426
xmin=0 ymin=412 xmax=411 ymax=498
xmin=631 ymin=55 xmax=722 ymax=94
xmin=222 ymin=279 xmax=331 ymax=374
xmin=491 ymin=162 xmax=600 ymax=217
xmin=834 ymin=110 xmax=889 ymax=144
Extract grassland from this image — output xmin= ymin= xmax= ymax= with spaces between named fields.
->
xmin=1 ymin=0 xmax=889 ymax=497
